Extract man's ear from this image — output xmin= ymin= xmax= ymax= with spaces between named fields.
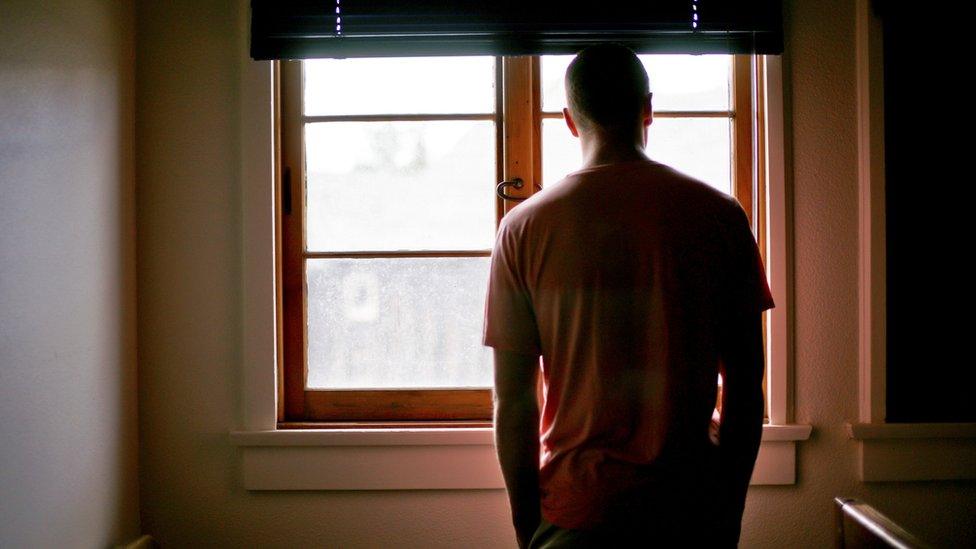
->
xmin=642 ymin=92 xmax=654 ymax=128
xmin=563 ymin=107 xmax=580 ymax=138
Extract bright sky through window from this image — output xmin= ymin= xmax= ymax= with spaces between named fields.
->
xmin=303 ymin=57 xmax=495 ymax=115
xmin=541 ymin=55 xmax=733 ymax=193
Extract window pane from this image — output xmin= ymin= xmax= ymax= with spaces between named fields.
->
xmin=304 ymin=57 xmax=496 ymax=116
xmin=542 ymin=117 xmax=731 ymax=195
xmin=306 ymin=121 xmax=496 ymax=252
xmin=540 ymin=118 xmax=582 ymax=188
xmin=306 ymin=258 xmax=493 ymax=389
xmin=647 ymin=118 xmax=731 ymax=194
xmin=541 ymin=55 xmax=731 ymax=113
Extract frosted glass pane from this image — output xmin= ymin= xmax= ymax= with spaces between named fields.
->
xmin=304 ymin=57 xmax=495 ymax=116
xmin=306 ymin=258 xmax=493 ymax=389
xmin=306 ymin=121 xmax=496 ymax=251
xmin=542 ymin=118 xmax=731 ymax=195
xmin=541 ymin=54 xmax=731 ymax=113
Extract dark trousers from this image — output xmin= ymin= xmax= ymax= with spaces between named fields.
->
xmin=528 ymin=513 xmax=734 ymax=548
xmin=527 ymin=474 xmax=737 ymax=549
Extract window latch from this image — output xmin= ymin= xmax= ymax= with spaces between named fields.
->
xmin=496 ymin=178 xmax=541 ymax=202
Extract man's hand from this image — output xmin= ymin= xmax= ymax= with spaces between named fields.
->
xmin=493 ymin=348 xmax=542 ymax=548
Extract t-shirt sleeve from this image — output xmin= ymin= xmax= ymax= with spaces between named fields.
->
xmin=482 ymin=219 xmax=542 ymax=356
xmin=724 ymin=200 xmax=776 ymax=316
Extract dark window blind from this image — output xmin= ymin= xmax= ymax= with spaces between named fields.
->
xmin=251 ymin=0 xmax=783 ymax=60
xmin=878 ymin=1 xmax=976 ymax=423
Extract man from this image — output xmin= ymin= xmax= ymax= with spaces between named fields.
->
xmin=483 ymin=44 xmax=773 ymax=548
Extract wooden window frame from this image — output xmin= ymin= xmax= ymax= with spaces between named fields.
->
xmin=277 ymin=54 xmax=766 ymax=427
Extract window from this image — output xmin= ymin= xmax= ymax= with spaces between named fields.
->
xmin=847 ymin=0 xmax=976 ymax=482
xmin=277 ymin=54 xmax=769 ymax=426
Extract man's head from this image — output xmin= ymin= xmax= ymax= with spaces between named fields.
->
xmin=563 ymin=43 xmax=652 ymax=138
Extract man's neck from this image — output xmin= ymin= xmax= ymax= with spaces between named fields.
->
xmin=578 ymin=128 xmax=650 ymax=170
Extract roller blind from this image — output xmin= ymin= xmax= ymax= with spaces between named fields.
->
xmin=250 ymin=0 xmax=783 ymax=60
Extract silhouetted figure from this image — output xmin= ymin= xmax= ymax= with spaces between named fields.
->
xmin=484 ymin=44 xmax=773 ymax=548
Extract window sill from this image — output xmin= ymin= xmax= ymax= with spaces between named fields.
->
xmin=846 ymin=422 xmax=976 ymax=482
xmin=229 ymin=424 xmax=812 ymax=491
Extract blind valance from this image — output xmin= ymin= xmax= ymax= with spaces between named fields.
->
xmin=250 ymin=0 xmax=783 ymax=60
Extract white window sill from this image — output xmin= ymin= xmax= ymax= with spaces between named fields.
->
xmin=229 ymin=424 xmax=812 ymax=491
xmin=846 ymin=422 xmax=976 ymax=482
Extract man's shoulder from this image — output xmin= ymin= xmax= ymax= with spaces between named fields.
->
xmin=497 ymin=187 xmax=552 ymax=232
xmin=645 ymin=162 xmax=739 ymax=211
xmin=501 ymin=160 xmax=741 ymax=228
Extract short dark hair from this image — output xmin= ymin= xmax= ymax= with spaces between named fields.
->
xmin=565 ymin=43 xmax=650 ymax=131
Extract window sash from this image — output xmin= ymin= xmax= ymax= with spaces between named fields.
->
xmin=279 ymin=55 xmax=761 ymax=424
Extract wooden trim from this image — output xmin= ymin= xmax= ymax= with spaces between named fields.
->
xmin=303 ymin=113 xmax=495 ymax=123
xmin=274 ymin=62 xmax=286 ymax=423
xmin=233 ymin=428 xmax=496 ymax=446
xmin=531 ymin=56 xmax=542 ymax=193
xmin=280 ymin=60 xmax=307 ymax=420
xmin=848 ymin=422 xmax=976 ymax=440
xmin=754 ymin=55 xmax=770 ymax=411
xmin=502 ymin=56 xmax=538 ymax=214
xmin=733 ymin=55 xmax=755 ymax=227
xmin=494 ymin=56 xmax=505 ymax=224
xmin=234 ymin=431 xmax=803 ymax=489
xmin=855 ymin=0 xmax=887 ymax=424
xmin=304 ymin=250 xmax=491 ymax=259
xmin=755 ymin=56 xmax=768 ymax=266
xmin=241 ymin=57 xmax=281 ymax=430
xmin=855 ymin=438 xmax=976 ymax=482
xmin=762 ymin=55 xmax=791 ymax=425
xmin=305 ymin=389 xmax=493 ymax=421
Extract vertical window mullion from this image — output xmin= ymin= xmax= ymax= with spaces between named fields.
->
xmin=280 ymin=60 xmax=307 ymax=420
xmin=531 ymin=57 xmax=542 ymax=197
xmin=754 ymin=54 xmax=771 ymax=419
xmin=732 ymin=54 xmax=755 ymax=227
xmin=754 ymin=55 xmax=768 ymax=270
xmin=494 ymin=57 xmax=505 ymax=225
xmin=501 ymin=56 xmax=540 ymax=217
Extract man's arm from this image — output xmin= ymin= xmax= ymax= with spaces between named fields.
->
xmin=716 ymin=309 xmax=766 ymax=545
xmin=493 ymin=348 xmax=541 ymax=549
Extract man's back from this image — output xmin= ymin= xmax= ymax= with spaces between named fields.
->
xmin=483 ymin=157 xmax=775 ymax=530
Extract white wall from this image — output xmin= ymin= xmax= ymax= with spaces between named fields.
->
xmin=0 ymin=1 xmax=139 ymax=547
xmin=135 ymin=1 xmax=976 ymax=547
